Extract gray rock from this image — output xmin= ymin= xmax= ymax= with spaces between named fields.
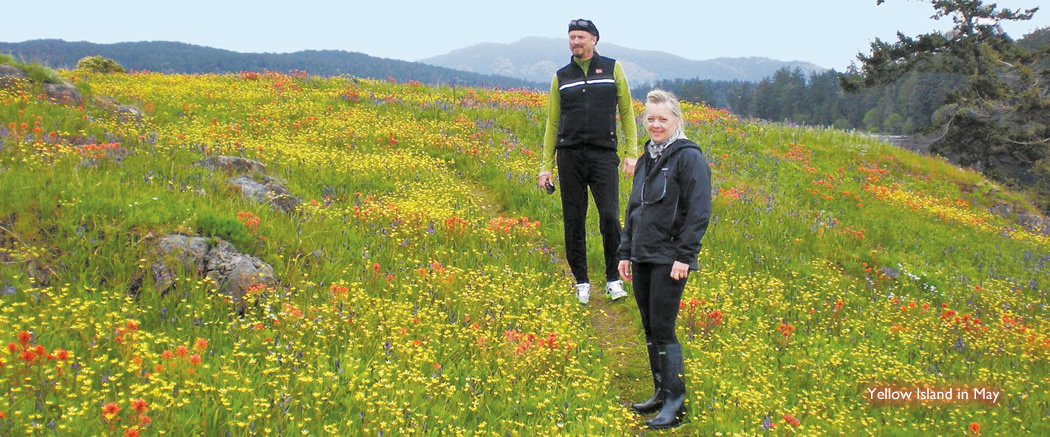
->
xmin=92 ymin=95 xmax=119 ymax=112
xmin=194 ymin=156 xmax=299 ymax=214
xmin=91 ymin=96 xmax=142 ymax=124
xmin=0 ymin=65 xmax=28 ymax=89
xmin=990 ymin=203 xmax=1050 ymax=237
xmin=150 ymin=234 xmax=275 ymax=307
xmin=228 ymin=175 xmax=300 ymax=214
xmin=205 ymin=239 xmax=275 ymax=306
xmin=117 ymin=105 xmax=143 ymax=123
xmin=194 ymin=156 xmax=266 ymax=174
xmin=43 ymin=83 xmax=83 ymax=106
xmin=1017 ymin=214 xmax=1050 ymax=237
xmin=24 ymin=259 xmax=52 ymax=287
xmin=880 ymin=266 xmax=900 ymax=280
xmin=152 ymin=234 xmax=211 ymax=293
xmin=157 ymin=234 xmax=211 ymax=269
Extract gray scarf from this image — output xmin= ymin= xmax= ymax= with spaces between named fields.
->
xmin=648 ymin=129 xmax=687 ymax=159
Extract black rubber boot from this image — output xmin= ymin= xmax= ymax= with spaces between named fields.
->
xmin=646 ymin=343 xmax=687 ymax=429
xmin=631 ymin=342 xmax=663 ymax=414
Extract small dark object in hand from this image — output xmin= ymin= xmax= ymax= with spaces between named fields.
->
xmin=545 ymin=180 xmax=556 ymax=194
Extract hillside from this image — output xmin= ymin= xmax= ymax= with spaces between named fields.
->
xmin=1017 ymin=26 xmax=1050 ymax=50
xmin=1018 ymin=26 xmax=1050 ymax=70
xmin=0 ymin=39 xmax=539 ymax=89
xmin=420 ymin=36 xmax=826 ymax=84
xmin=0 ymin=62 xmax=1048 ymax=434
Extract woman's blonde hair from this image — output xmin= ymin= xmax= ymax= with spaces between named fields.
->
xmin=643 ymin=89 xmax=684 ymax=129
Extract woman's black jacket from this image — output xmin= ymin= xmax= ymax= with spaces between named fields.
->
xmin=617 ymin=138 xmax=711 ymax=269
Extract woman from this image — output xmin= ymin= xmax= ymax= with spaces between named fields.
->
xmin=617 ymin=89 xmax=711 ymax=429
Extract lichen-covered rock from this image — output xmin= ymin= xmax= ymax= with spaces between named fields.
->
xmin=880 ymin=266 xmax=900 ymax=280
xmin=990 ymin=203 xmax=1050 ymax=237
xmin=152 ymin=234 xmax=211 ymax=293
xmin=0 ymin=65 xmax=28 ymax=89
xmin=193 ymin=156 xmax=299 ymax=214
xmin=204 ymin=239 xmax=275 ymax=306
xmin=92 ymin=95 xmax=119 ymax=112
xmin=43 ymin=83 xmax=83 ymax=106
xmin=228 ymin=175 xmax=300 ymax=214
xmin=117 ymin=105 xmax=143 ymax=123
xmin=149 ymin=234 xmax=275 ymax=308
xmin=194 ymin=156 xmax=266 ymax=174
xmin=91 ymin=96 xmax=143 ymax=124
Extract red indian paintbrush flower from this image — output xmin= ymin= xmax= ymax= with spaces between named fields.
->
xmin=102 ymin=402 xmax=120 ymax=419
xmin=130 ymin=398 xmax=148 ymax=414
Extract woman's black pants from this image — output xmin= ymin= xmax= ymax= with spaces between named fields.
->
xmin=632 ymin=262 xmax=686 ymax=345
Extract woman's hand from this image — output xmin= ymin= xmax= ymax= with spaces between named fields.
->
xmin=670 ymin=261 xmax=689 ymax=281
xmin=618 ymin=260 xmax=632 ymax=282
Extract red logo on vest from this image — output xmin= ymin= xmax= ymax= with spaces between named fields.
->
xmin=596 ymin=69 xmax=603 ymax=74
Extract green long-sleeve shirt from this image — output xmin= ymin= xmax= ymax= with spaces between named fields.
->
xmin=540 ymin=58 xmax=638 ymax=174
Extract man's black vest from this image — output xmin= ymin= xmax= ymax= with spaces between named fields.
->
xmin=556 ymin=54 xmax=619 ymax=150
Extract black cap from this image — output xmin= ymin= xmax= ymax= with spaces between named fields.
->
xmin=568 ymin=19 xmax=599 ymax=42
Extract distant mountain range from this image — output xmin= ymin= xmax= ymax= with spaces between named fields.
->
xmin=0 ymin=38 xmax=826 ymax=89
xmin=420 ymin=36 xmax=827 ymax=84
xmin=0 ymin=39 xmax=537 ymax=89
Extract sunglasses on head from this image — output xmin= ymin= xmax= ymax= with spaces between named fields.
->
xmin=569 ymin=19 xmax=594 ymax=29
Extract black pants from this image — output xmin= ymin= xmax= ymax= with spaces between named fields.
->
xmin=556 ymin=148 xmax=621 ymax=285
xmin=633 ymin=263 xmax=686 ymax=346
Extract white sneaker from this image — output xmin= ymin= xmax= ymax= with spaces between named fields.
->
xmin=575 ymin=283 xmax=591 ymax=304
xmin=606 ymin=280 xmax=628 ymax=301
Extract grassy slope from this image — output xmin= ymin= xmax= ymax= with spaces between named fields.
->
xmin=0 ymin=65 xmax=1046 ymax=435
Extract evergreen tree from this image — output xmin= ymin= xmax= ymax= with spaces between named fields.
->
xmin=843 ymin=0 xmax=1049 ymax=205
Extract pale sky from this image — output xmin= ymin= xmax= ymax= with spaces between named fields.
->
xmin=3 ymin=0 xmax=1048 ymax=71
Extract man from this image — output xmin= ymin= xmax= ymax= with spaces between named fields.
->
xmin=538 ymin=18 xmax=638 ymax=304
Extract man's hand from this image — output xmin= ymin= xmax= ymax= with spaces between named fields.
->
xmin=618 ymin=260 xmax=632 ymax=282
xmin=622 ymin=157 xmax=637 ymax=178
xmin=537 ymin=171 xmax=553 ymax=189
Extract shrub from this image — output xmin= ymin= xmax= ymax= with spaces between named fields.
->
xmin=75 ymin=56 xmax=126 ymax=74
xmin=195 ymin=210 xmax=253 ymax=249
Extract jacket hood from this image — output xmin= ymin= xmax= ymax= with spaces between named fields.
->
xmin=640 ymin=138 xmax=702 ymax=186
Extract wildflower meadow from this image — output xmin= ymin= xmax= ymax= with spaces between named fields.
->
xmin=0 ymin=62 xmax=1047 ymax=435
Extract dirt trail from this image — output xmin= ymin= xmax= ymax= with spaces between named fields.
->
xmin=470 ymin=180 xmax=652 ymax=430
xmin=586 ymin=281 xmax=648 ymax=398
xmin=548 ymin=248 xmax=651 ymax=433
